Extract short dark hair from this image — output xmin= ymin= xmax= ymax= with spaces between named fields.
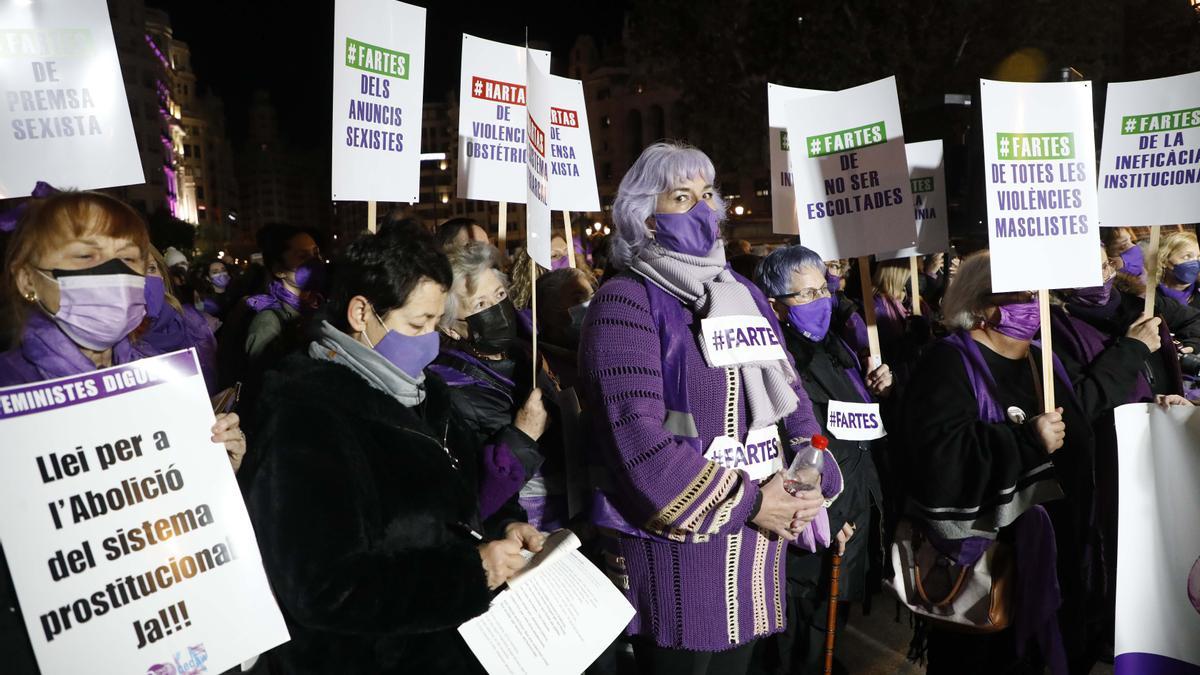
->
xmin=435 ymin=217 xmax=480 ymax=250
xmin=326 ymin=228 xmax=453 ymax=332
xmin=257 ymin=223 xmax=315 ymax=272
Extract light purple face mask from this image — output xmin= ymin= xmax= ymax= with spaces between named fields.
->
xmin=39 ymin=259 xmax=147 ymax=350
xmin=993 ymin=300 xmax=1041 ymax=342
xmin=364 ymin=307 xmax=439 ymax=378
xmin=551 ymin=256 xmax=570 ymax=270
xmin=653 ymin=200 xmax=721 ymax=257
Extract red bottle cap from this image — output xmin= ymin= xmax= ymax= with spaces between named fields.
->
xmin=812 ymin=434 xmax=828 ymax=450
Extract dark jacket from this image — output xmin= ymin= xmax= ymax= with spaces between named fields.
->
xmin=246 ymin=354 xmax=493 ymax=675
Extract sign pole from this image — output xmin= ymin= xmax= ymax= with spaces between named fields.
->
xmin=498 ymin=201 xmax=508 ymax=254
xmin=561 ymin=210 xmax=577 ymax=268
xmin=367 ymin=200 xmax=377 ymax=233
xmin=856 ymin=256 xmax=882 ymax=368
xmin=1038 ymin=289 xmax=1055 ymax=414
xmin=530 ymin=256 xmax=539 ymax=384
xmin=909 ymin=255 xmax=922 ymax=317
xmin=1143 ymin=225 xmax=1162 ymax=318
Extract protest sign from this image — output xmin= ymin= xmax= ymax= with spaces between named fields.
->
xmin=0 ymin=350 xmax=289 ymax=675
xmin=784 ymin=77 xmax=916 ymax=260
xmin=1113 ymin=403 xmax=1200 ymax=675
xmin=1098 ymin=70 xmax=1200 ymax=228
xmin=0 ymin=0 xmax=144 ymax=198
xmin=330 ymin=0 xmax=426 ymax=202
xmin=766 ymin=83 xmax=827 ymax=235
xmin=547 ymin=75 xmax=599 ymax=212
xmin=876 ymin=140 xmax=949 ymax=260
xmin=525 ymin=52 xmax=552 ymax=269
xmin=980 ymin=79 xmax=1102 ymax=293
xmin=457 ymin=35 xmax=551 ymax=204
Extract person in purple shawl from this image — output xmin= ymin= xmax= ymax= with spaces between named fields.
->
xmin=0 ymin=190 xmax=245 ymax=675
xmin=578 ymin=142 xmax=826 ymax=673
xmin=1157 ymin=231 xmax=1200 ymax=310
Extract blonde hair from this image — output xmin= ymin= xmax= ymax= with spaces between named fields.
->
xmin=873 ymin=259 xmax=910 ymax=301
xmin=1159 ymin=231 xmax=1198 ymax=279
xmin=148 ymin=246 xmax=183 ymax=314
xmin=442 ymin=241 xmax=507 ymax=326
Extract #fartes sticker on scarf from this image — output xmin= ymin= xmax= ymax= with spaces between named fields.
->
xmin=825 ymin=400 xmax=886 ymax=441
xmin=704 ymin=427 xmax=783 ymax=482
xmin=699 ymin=315 xmax=787 ymax=368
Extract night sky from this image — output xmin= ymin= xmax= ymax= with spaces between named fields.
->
xmin=153 ymin=0 xmax=627 ymax=146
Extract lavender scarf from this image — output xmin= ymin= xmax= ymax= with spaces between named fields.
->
xmin=630 ymin=242 xmax=799 ymax=429
xmin=245 ymin=280 xmax=300 ymax=313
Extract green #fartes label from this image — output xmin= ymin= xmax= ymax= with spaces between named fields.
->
xmin=910 ymin=176 xmax=934 ymax=193
xmin=344 ymin=37 xmax=409 ymax=80
xmin=996 ymin=132 xmax=1074 ymax=161
xmin=1120 ymin=107 xmax=1200 ymax=135
xmin=805 ymin=121 xmax=886 ymax=158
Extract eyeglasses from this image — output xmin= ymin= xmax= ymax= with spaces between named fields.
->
xmin=825 ymin=261 xmax=847 ymax=273
xmin=776 ymin=286 xmax=831 ymax=303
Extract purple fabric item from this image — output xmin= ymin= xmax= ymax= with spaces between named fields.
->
xmin=0 ymin=181 xmax=58 ymax=232
xmin=791 ymin=449 xmax=845 ymax=552
xmin=837 ymin=337 xmax=873 ymax=403
xmin=0 ymin=311 xmax=165 ymax=387
xmin=1119 ymin=245 xmax=1145 ymax=277
xmin=840 ymin=308 xmax=870 ymax=359
xmin=874 ymin=294 xmax=908 ymax=345
xmin=825 ymin=272 xmax=842 ymax=293
xmin=137 ymin=300 xmax=219 ymax=394
xmin=293 ymin=259 xmax=326 ymax=291
xmin=515 ymin=306 xmax=533 ymax=338
xmin=1051 ymin=306 xmax=1153 ymax=404
xmin=580 ymin=272 xmax=822 ymax=651
xmin=371 ymin=329 xmax=439 ymax=378
xmin=1160 ymin=283 xmax=1195 ymax=306
xmin=1169 ymin=260 xmax=1200 ymax=285
xmin=245 ymin=280 xmax=300 ymax=313
xmin=477 ymin=442 xmax=524 ymax=519
xmin=42 ymin=265 xmax=146 ymax=351
xmin=786 ymin=296 xmax=833 ymax=342
xmin=144 ymin=275 xmax=166 ymax=318
xmin=1073 ymin=277 xmax=1114 ymax=307
xmin=652 ymin=200 xmax=721 ymax=257
xmin=1115 ymin=653 xmax=1200 ymax=675
xmin=551 ymin=256 xmax=570 ymax=270
xmin=209 ymin=271 xmax=231 ymax=290
xmin=430 ymin=348 xmax=516 ymax=391
xmin=994 ymin=300 xmax=1041 ymax=341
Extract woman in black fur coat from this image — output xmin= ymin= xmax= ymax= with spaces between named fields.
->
xmin=246 ymin=230 xmax=542 ymax=674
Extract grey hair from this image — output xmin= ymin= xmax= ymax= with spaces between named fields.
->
xmin=754 ymin=245 xmax=827 ymax=297
xmin=610 ymin=141 xmax=727 ymax=269
xmin=440 ymin=241 xmax=508 ymax=328
xmin=941 ymin=250 xmax=994 ymax=331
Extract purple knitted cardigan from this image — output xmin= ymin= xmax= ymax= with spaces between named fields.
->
xmin=579 ymin=274 xmax=821 ymax=652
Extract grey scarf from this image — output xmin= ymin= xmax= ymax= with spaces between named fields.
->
xmin=309 ymin=320 xmax=426 ymax=407
xmin=631 ymin=243 xmax=799 ymax=429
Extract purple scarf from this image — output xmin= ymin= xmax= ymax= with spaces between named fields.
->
xmin=245 ymin=280 xmax=300 ymax=313
xmin=0 ymin=311 xmax=156 ymax=386
xmin=1158 ymin=282 xmax=1194 ymax=307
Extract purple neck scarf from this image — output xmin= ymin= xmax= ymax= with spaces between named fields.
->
xmin=245 ymin=280 xmax=300 ymax=313
xmin=17 ymin=311 xmax=147 ymax=381
xmin=1158 ymin=282 xmax=1194 ymax=307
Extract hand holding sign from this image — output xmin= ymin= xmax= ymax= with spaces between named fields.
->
xmin=1031 ymin=407 xmax=1066 ymax=454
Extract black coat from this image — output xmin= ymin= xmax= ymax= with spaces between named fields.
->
xmin=246 ymin=354 xmax=493 ymax=675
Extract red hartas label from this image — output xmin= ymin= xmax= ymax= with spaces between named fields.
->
xmin=550 ymin=107 xmax=579 ymax=128
xmin=528 ymin=116 xmax=546 ymax=157
xmin=471 ymin=76 xmax=527 ymax=105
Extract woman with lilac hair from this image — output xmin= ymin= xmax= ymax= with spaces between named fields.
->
xmin=578 ymin=142 xmax=828 ymax=673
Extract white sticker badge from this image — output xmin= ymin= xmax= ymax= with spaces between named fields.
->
xmin=704 ymin=426 xmax=783 ymax=481
xmin=699 ymin=315 xmax=788 ymax=367
xmin=826 ymin=400 xmax=887 ymax=441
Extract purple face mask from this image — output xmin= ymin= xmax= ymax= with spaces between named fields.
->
xmin=364 ymin=307 xmax=439 ymax=378
xmin=210 ymin=271 xmax=231 ymax=289
xmin=993 ymin=300 xmax=1041 ymax=341
xmin=653 ymin=200 xmax=721 ymax=257
xmin=1073 ymin=276 xmax=1114 ymax=307
xmin=39 ymin=259 xmax=147 ymax=350
xmin=144 ymin=275 xmax=166 ymax=318
xmin=551 ymin=256 xmax=570 ymax=270
xmin=1119 ymin=245 xmax=1144 ymax=277
xmin=786 ymin=296 xmax=833 ymax=342
xmin=294 ymin=259 xmax=326 ymax=291
xmin=825 ymin=271 xmax=842 ymax=293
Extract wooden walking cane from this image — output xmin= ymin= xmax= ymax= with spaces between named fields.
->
xmin=824 ymin=551 xmax=843 ymax=675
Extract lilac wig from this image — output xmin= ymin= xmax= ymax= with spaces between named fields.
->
xmin=610 ymin=141 xmax=727 ymax=269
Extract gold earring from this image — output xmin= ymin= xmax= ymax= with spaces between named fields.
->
xmin=24 ymin=290 xmax=36 ymax=302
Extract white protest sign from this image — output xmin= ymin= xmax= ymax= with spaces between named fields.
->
xmin=1098 ymin=70 xmax=1200 ymax=227
xmin=0 ymin=0 xmax=144 ymax=198
xmin=825 ymin=400 xmax=886 ymax=441
xmin=785 ymin=77 xmax=916 ymax=259
xmin=547 ymin=75 xmax=600 ymax=212
xmin=980 ymin=79 xmax=1102 ymax=292
xmin=1113 ymin=403 xmax=1200 ymax=674
xmin=457 ymin=35 xmax=551 ymax=204
xmin=330 ymin=0 xmax=425 ymax=202
xmin=698 ymin=315 xmax=788 ymax=367
xmin=0 ymin=350 xmax=288 ymax=675
xmin=704 ymin=426 xmax=784 ymax=482
xmin=876 ymin=140 xmax=950 ymax=260
xmin=525 ymin=52 xmax=553 ymax=268
xmin=767 ymin=83 xmax=827 ymax=235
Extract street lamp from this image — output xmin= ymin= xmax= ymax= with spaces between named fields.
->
xmin=733 ymin=205 xmax=745 ymax=216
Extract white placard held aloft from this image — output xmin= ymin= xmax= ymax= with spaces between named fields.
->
xmin=546 ymin=74 xmax=600 ymax=212
xmin=457 ymin=35 xmax=551 ymax=204
xmin=0 ymin=350 xmax=289 ymax=675
xmin=525 ymin=51 xmax=553 ymax=268
xmin=785 ymin=77 xmax=916 ymax=260
xmin=767 ymin=83 xmax=828 ymax=235
xmin=980 ymin=79 xmax=1102 ymax=292
xmin=330 ymin=0 xmax=426 ymax=202
xmin=0 ymin=0 xmax=144 ymax=198
xmin=876 ymin=140 xmax=950 ymax=261
xmin=1098 ymin=70 xmax=1200 ymax=227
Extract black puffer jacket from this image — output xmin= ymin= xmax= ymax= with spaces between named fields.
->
xmin=246 ymin=353 xmax=493 ymax=675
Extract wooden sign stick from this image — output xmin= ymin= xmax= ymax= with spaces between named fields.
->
xmin=1038 ymin=289 xmax=1055 ymax=414
xmin=530 ymin=255 xmax=539 ymax=385
xmin=561 ymin=210 xmax=577 ymax=268
xmin=856 ymin=256 xmax=882 ymax=369
xmin=366 ymin=201 xmax=377 ymax=234
xmin=1143 ymin=225 xmax=1162 ymax=318
xmin=497 ymin=201 xmax=508 ymax=254
xmin=909 ymin=256 xmax=922 ymax=317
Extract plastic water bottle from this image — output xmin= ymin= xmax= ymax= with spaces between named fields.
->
xmin=784 ymin=434 xmax=828 ymax=496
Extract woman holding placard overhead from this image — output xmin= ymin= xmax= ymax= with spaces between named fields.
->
xmin=898 ymin=251 xmax=1100 ymax=675
xmin=578 ymin=142 xmax=825 ymax=673
xmin=0 ymin=190 xmax=245 ymax=675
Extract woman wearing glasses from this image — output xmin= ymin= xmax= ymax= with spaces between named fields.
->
xmin=753 ymin=245 xmax=892 ymax=674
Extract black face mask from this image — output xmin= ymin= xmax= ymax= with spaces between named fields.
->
xmin=466 ymin=298 xmax=518 ymax=354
